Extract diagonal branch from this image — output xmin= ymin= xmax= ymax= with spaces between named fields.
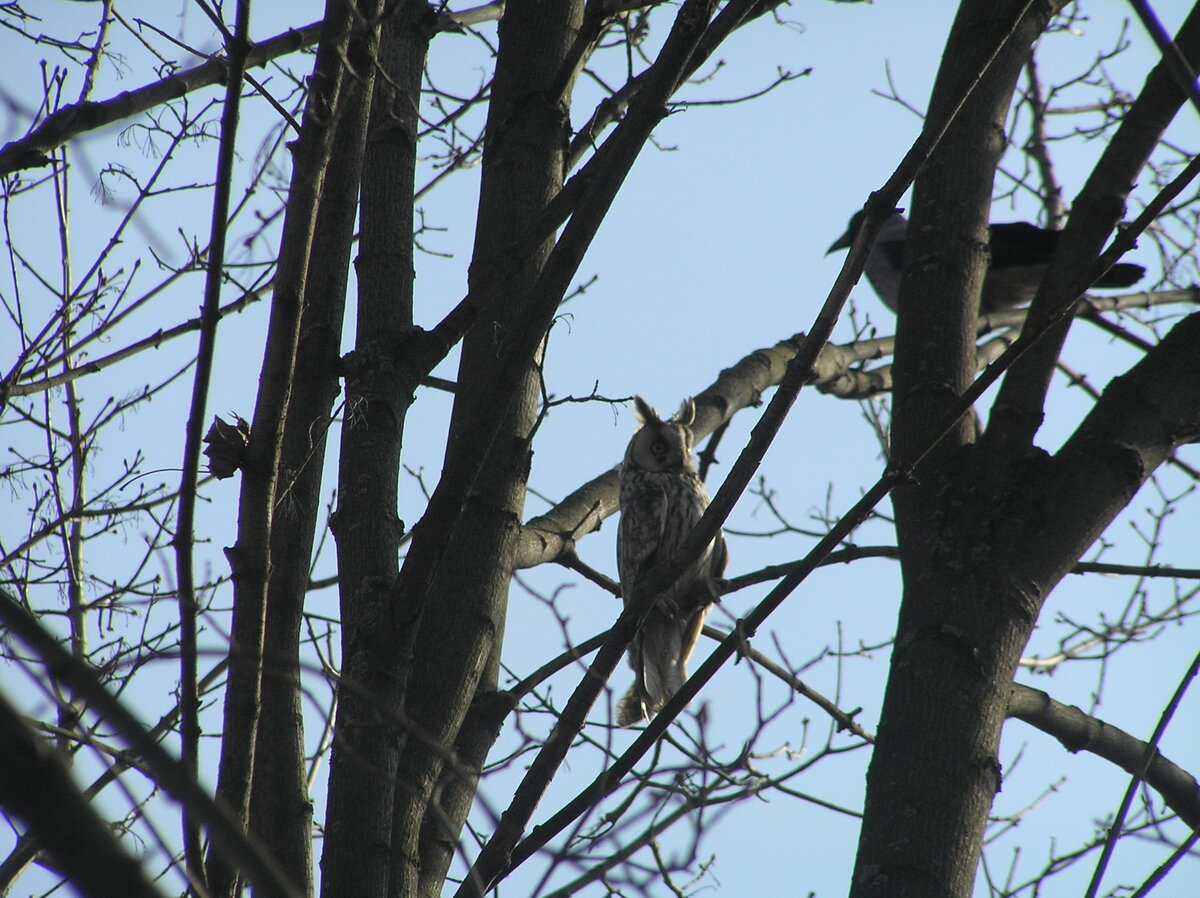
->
xmin=0 ymin=2 xmax=510 ymax=176
xmin=515 ymin=279 xmax=1200 ymax=572
xmin=0 ymin=690 xmax=169 ymax=898
xmin=514 ymin=333 xmax=806 ymax=569
xmin=1008 ymin=682 xmax=1200 ymax=830
xmin=0 ymin=657 xmax=230 ymax=892
xmin=0 ymin=21 xmax=321 ymax=176
xmin=987 ymin=4 xmax=1200 ymax=451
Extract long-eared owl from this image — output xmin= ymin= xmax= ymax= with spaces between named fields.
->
xmin=616 ymin=396 xmax=728 ymax=726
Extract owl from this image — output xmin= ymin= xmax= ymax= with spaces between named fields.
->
xmin=616 ymin=396 xmax=728 ymax=727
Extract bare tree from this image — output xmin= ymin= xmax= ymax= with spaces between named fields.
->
xmin=1 ymin=2 xmax=1198 ymax=898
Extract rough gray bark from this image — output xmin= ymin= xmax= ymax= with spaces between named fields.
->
xmin=852 ymin=3 xmax=1060 ymax=896
xmin=251 ymin=9 xmax=390 ymax=896
xmin=1008 ymin=684 xmax=1200 ymax=829
xmin=319 ymin=4 xmax=435 ymax=898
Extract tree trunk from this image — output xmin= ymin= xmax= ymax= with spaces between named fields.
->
xmin=319 ymin=4 xmax=434 ymax=898
xmin=250 ymin=9 xmax=387 ymax=896
xmin=386 ymin=5 xmax=586 ymax=897
xmin=850 ymin=2 xmax=1200 ymax=896
xmin=210 ymin=3 xmax=386 ymax=895
xmin=851 ymin=2 xmax=1057 ymax=896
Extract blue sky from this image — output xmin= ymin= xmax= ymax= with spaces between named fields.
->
xmin=2 ymin=1 xmax=1199 ymax=896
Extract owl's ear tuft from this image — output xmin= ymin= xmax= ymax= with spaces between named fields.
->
xmin=674 ymin=398 xmax=696 ymax=428
xmin=633 ymin=395 xmax=659 ymax=425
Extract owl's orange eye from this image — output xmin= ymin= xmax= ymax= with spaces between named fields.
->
xmin=650 ymin=440 xmax=668 ymax=455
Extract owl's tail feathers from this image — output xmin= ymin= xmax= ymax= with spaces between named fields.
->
xmin=616 ymin=684 xmax=652 ymax=727
xmin=616 ymin=618 xmax=687 ymax=727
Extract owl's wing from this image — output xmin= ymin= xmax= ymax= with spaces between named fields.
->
xmin=706 ymin=530 xmax=729 ymax=598
xmin=617 ymin=480 xmax=670 ymax=593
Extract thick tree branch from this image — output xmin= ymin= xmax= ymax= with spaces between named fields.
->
xmin=858 ymin=3 xmax=1065 ymax=896
xmin=386 ymin=0 xmax=792 ymax=394
xmin=1026 ymin=311 xmax=1200 ymax=586
xmin=0 ymin=21 xmax=320 ymax=176
xmin=513 ymin=278 xmax=1198 ymax=573
xmin=515 ymin=333 xmax=805 ymax=569
xmin=253 ymin=5 xmax=403 ymax=897
xmin=1128 ymin=0 xmax=1200 ymax=114
xmin=988 ymin=5 xmax=1200 ymax=451
xmin=449 ymin=3 xmax=729 ymax=893
xmin=390 ymin=5 xmax=590 ymax=896
xmin=1008 ymin=683 xmax=1200 ymax=830
xmin=0 ymin=691 xmax=169 ymax=898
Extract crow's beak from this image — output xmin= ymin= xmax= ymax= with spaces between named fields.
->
xmin=826 ymin=229 xmax=853 ymax=255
